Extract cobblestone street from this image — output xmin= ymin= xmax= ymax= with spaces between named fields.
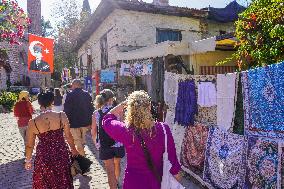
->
xmin=0 ymin=102 xmax=201 ymax=189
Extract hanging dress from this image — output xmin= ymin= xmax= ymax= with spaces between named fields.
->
xmin=32 ymin=114 xmax=73 ymax=189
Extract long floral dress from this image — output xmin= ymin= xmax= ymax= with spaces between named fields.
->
xmin=33 ymin=128 xmax=73 ymax=189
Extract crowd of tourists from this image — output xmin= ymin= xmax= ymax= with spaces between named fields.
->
xmin=13 ymin=79 xmax=183 ymax=189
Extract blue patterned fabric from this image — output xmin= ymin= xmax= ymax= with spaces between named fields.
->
xmin=245 ymin=136 xmax=280 ymax=189
xmin=203 ymin=127 xmax=247 ymax=189
xmin=242 ymin=62 xmax=284 ymax=138
xmin=174 ymin=80 xmax=197 ymax=127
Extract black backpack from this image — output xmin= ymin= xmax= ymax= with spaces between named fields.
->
xmin=98 ymin=108 xmax=115 ymax=148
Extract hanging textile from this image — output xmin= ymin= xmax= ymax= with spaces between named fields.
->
xmin=151 ymin=58 xmax=164 ymax=103
xmin=242 ymin=62 xmax=284 ymax=139
xmin=195 ymin=105 xmax=217 ymax=125
xmin=164 ymin=72 xmax=179 ymax=109
xmin=245 ymin=137 xmax=281 ymax=189
xmin=174 ymin=80 xmax=197 ymax=127
xmin=203 ymin=127 xmax=247 ymax=189
xmin=281 ymin=145 xmax=284 ymax=189
xmin=197 ymin=82 xmax=217 ymax=107
xmin=233 ymin=73 xmax=244 ymax=135
xmin=217 ymin=73 xmax=238 ymax=131
xmin=180 ymin=123 xmax=208 ymax=175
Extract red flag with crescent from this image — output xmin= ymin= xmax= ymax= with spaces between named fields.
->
xmin=28 ymin=34 xmax=54 ymax=73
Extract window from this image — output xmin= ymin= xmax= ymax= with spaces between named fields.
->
xmin=100 ymin=34 xmax=108 ymax=69
xmin=219 ymin=30 xmax=227 ymax=35
xmin=156 ymin=29 xmax=182 ymax=43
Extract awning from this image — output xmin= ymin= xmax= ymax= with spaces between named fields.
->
xmin=117 ymin=41 xmax=190 ymax=60
xmin=117 ymin=36 xmax=236 ymax=61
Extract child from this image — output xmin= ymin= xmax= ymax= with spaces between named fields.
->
xmin=14 ymin=91 xmax=34 ymax=146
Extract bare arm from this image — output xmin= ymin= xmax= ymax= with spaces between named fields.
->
xmin=61 ymin=113 xmax=79 ymax=155
xmin=91 ymin=113 xmax=97 ymax=143
xmin=25 ymin=120 xmax=36 ymax=170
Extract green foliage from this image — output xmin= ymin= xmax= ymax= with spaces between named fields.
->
xmin=41 ymin=16 xmax=53 ymax=37
xmin=0 ymin=91 xmax=18 ymax=111
xmin=0 ymin=0 xmax=30 ymax=44
xmin=50 ymin=0 xmax=91 ymax=81
xmin=232 ymin=0 xmax=284 ymax=70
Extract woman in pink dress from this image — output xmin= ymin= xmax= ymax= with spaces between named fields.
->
xmin=24 ymin=91 xmax=79 ymax=188
xmin=103 ymin=90 xmax=182 ymax=189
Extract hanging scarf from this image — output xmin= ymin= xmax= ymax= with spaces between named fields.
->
xmin=174 ymin=80 xmax=197 ymax=127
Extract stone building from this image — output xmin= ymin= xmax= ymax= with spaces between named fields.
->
xmin=76 ymin=0 xmax=243 ymax=68
xmin=0 ymin=0 xmax=51 ymax=91
xmin=75 ymin=0 xmax=244 ymax=99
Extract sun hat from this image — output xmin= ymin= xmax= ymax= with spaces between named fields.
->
xmin=19 ymin=91 xmax=29 ymax=101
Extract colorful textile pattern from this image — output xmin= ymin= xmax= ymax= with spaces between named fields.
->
xmin=195 ymin=105 xmax=217 ymax=125
xmin=203 ymin=127 xmax=247 ymax=189
xmin=180 ymin=123 xmax=208 ymax=175
xmin=174 ymin=80 xmax=197 ymax=127
xmin=245 ymin=137 xmax=281 ymax=189
xmin=242 ymin=62 xmax=284 ymax=138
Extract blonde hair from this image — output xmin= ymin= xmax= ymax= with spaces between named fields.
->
xmin=95 ymin=95 xmax=104 ymax=109
xmin=125 ymin=90 xmax=154 ymax=130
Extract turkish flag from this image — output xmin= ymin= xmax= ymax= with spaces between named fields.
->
xmin=28 ymin=34 xmax=54 ymax=73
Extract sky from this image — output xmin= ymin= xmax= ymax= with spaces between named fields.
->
xmin=18 ymin=0 xmax=250 ymax=27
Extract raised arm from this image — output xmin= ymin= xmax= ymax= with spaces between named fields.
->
xmin=61 ymin=112 xmax=79 ymax=156
xmin=103 ymin=103 xmax=133 ymax=147
xmin=24 ymin=120 xmax=36 ymax=170
xmin=91 ymin=113 xmax=98 ymax=144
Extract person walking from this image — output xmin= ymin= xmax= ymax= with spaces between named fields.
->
xmin=53 ymin=88 xmax=63 ymax=112
xmin=91 ymin=89 xmax=125 ymax=189
xmin=24 ymin=91 xmax=79 ymax=188
xmin=91 ymin=94 xmax=104 ymax=149
xmin=102 ymin=91 xmax=182 ymax=189
xmin=14 ymin=91 xmax=34 ymax=148
xmin=64 ymin=79 xmax=94 ymax=156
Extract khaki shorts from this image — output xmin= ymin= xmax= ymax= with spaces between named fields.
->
xmin=70 ymin=127 xmax=90 ymax=149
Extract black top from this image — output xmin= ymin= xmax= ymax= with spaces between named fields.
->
xmin=54 ymin=95 xmax=63 ymax=106
xmin=63 ymin=88 xmax=94 ymax=128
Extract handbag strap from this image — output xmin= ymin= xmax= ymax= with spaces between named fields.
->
xmin=161 ymin=123 xmax=168 ymax=154
xmin=135 ymin=129 xmax=162 ymax=182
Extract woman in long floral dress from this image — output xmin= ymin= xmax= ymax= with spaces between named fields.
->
xmin=24 ymin=91 xmax=79 ymax=188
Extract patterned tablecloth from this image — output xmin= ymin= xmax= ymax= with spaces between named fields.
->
xmin=242 ymin=62 xmax=284 ymax=138
xmin=203 ymin=127 xmax=247 ymax=189
xmin=180 ymin=123 xmax=208 ymax=176
xmin=245 ymin=137 xmax=281 ymax=189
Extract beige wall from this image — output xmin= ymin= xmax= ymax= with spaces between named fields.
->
xmin=207 ymin=21 xmax=235 ymax=38
xmin=78 ymin=9 xmax=203 ymax=71
xmin=185 ymin=50 xmax=236 ymax=74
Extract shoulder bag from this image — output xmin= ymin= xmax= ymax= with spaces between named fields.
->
xmin=161 ymin=124 xmax=185 ymax=189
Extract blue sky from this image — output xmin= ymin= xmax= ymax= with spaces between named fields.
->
xmin=18 ymin=0 xmax=250 ymax=26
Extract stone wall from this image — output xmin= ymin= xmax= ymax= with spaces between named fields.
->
xmin=0 ymin=42 xmax=47 ymax=89
xmin=78 ymin=9 xmax=203 ymax=70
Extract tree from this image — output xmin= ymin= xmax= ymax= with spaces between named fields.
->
xmin=51 ymin=0 xmax=91 ymax=82
xmin=231 ymin=0 xmax=284 ymax=70
xmin=41 ymin=16 xmax=53 ymax=37
xmin=0 ymin=0 xmax=30 ymax=44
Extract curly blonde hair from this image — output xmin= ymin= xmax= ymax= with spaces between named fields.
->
xmin=94 ymin=95 xmax=104 ymax=109
xmin=125 ymin=90 xmax=154 ymax=130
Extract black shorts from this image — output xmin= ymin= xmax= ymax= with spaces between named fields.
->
xmin=99 ymin=146 xmax=125 ymax=160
